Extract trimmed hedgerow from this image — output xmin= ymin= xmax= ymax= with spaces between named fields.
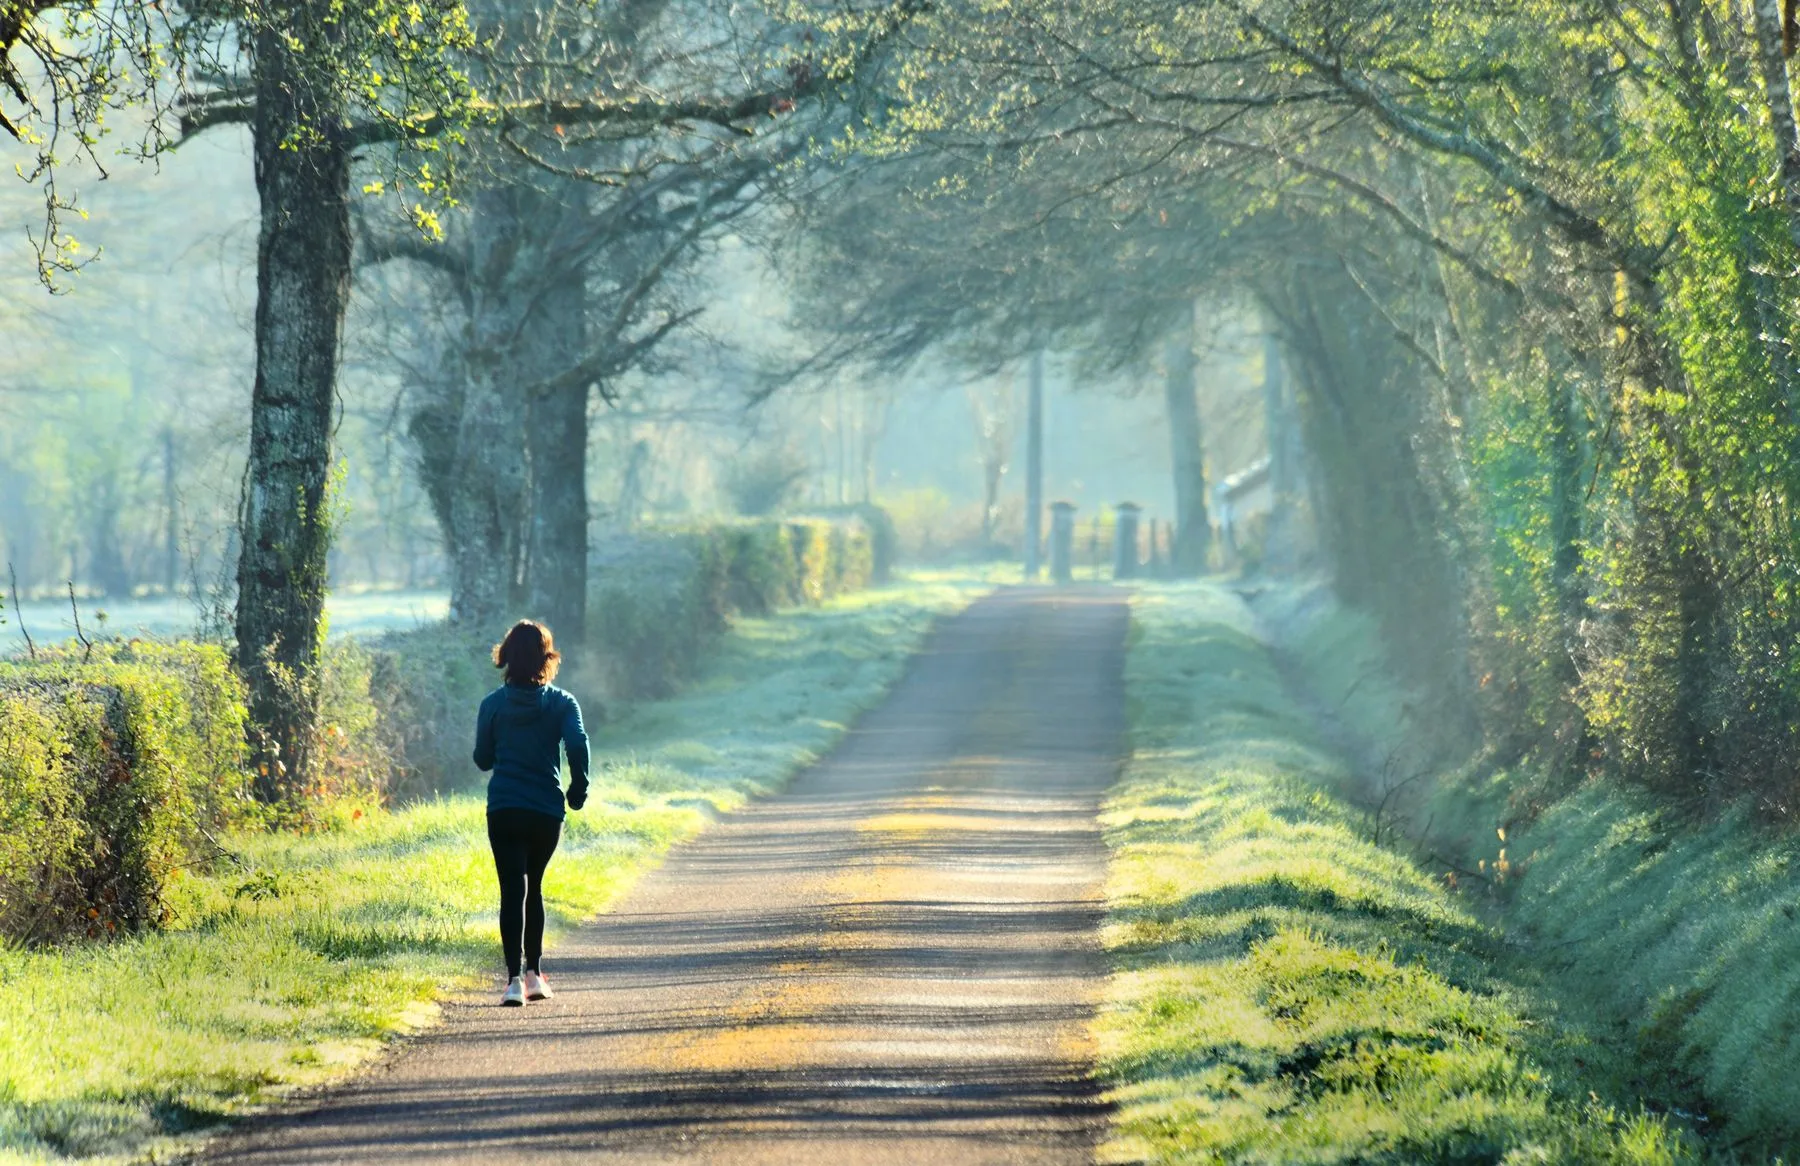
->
xmin=0 ymin=642 xmax=252 ymax=944
xmin=364 ymin=514 xmax=883 ymax=798
xmin=815 ymin=503 xmax=896 ymax=584
xmin=0 ymin=515 xmax=886 ymax=943
xmin=587 ymin=516 xmax=876 ymax=698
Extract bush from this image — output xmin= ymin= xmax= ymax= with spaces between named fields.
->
xmin=591 ymin=516 xmax=876 ymax=697
xmin=0 ymin=513 xmax=888 ymax=941
xmin=360 ymin=514 xmax=883 ymax=798
xmin=812 ymin=503 xmax=896 ymax=584
xmin=0 ymin=642 xmax=252 ymax=943
xmin=590 ymin=532 xmax=721 ymax=700
xmin=358 ymin=622 xmax=500 ymax=803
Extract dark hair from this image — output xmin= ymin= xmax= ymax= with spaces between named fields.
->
xmin=492 ymin=620 xmax=561 ymax=687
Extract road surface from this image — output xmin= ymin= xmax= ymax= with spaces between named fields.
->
xmin=204 ymin=586 xmax=1128 ymax=1165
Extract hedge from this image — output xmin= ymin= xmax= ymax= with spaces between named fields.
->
xmin=0 ymin=514 xmax=883 ymax=943
xmin=365 ymin=513 xmax=880 ymax=797
xmin=0 ymin=643 xmax=251 ymax=944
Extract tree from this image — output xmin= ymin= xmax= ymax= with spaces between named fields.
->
xmin=7 ymin=0 xmax=922 ymax=796
xmin=965 ymin=373 xmax=1015 ymax=549
xmin=792 ymin=0 xmax=1800 ymax=805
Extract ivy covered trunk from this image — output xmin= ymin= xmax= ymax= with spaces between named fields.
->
xmin=235 ymin=19 xmax=353 ymax=801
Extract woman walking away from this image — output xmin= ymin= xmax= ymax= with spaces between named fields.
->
xmin=474 ymin=620 xmax=590 ymax=1007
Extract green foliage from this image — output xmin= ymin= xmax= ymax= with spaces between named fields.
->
xmin=813 ymin=503 xmax=897 ymax=584
xmin=0 ymin=698 xmax=80 ymax=944
xmin=0 ymin=642 xmax=251 ymax=944
xmin=788 ymin=0 xmax=1800 ymax=817
xmin=1106 ymin=585 xmax=1694 ymax=1163
xmin=354 ymin=622 xmax=497 ymax=804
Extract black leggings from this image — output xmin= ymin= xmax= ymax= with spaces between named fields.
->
xmin=486 ymin=808 xmax=562 ymax=978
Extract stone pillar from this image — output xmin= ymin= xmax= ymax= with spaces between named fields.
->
xmin=1049 ymin=502 xmax=1077 ymax=583
xmin=1114 ymin=502 xmax=1142 ymax=580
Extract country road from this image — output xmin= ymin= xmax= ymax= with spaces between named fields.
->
xmin=202 ymin=586 xmax=1129 ymax=1165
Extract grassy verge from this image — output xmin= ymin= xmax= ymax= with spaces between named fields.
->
xmin=1 ymin=571 xmax=989 ymax=1165
xmin=1099 ymin=583 xmax=1691 ymax=1164
xmin=1259 ymin=579 xmax=1800 ymax=1156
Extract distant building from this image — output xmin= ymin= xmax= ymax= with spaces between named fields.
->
xmin=1213 ymin=458 xmax=1271 ymax=558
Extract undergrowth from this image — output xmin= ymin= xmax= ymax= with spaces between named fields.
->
xmin=0 ymin=571 xmax=988 ymax=1165
xmin=1101 ymin=583 xmax=1692 ymax=1164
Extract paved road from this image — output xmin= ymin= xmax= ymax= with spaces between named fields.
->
xmin=205 ymin=587 xmax=1128 ymax=1165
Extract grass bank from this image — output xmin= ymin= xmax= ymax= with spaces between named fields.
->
xmin=0 ymin=572 xmax=989 ymax=1165
xmin=1099 ymin=583 xmax=1691 ymax=1164
xmin=1259 ymin=580 xmax=1800 ymax=1157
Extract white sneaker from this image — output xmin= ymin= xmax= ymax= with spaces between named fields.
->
xmin=523 ymin=970 xmax=553 ymax=1001
xmin=501 ymin=976 xmax=526 ymax=1007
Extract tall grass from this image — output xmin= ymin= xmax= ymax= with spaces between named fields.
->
xmin=2 ymin=572 xmax=987 ymax=1165
xmin=1101 ymin=583 xmax=1691 ymax=1164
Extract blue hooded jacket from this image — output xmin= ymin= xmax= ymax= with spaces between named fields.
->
xmin=473 ymin=682 xmax=589 ymax=820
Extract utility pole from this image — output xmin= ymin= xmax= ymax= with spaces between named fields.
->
xmin=1024 ymin=348 xmax=1045 ymax=580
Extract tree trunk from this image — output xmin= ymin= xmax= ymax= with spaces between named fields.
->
xmin=1546 ymin=365 xmax=1585 ymax=688
xmin=524 ymin=278 xmax=590 ymax=641
xmin=1164 ymin=311 xmax=1210 ymax=577
xmin=448 ymin=188 xmax=533 ymax=628
xmin=981 ymin=455 xmax=1003 ymax=545
xmin=448 ymin=356 xmax=527 ymax=627
xmin=1023 ymin=349 xmax=1044 ymax=580
xmin=1752 ymin=0 xmax=1800 ymax=253
xmin=235 ymin=21 xmax=353 ymax=800
xmin=1259 ymin=307 xmax=1311 ymax=571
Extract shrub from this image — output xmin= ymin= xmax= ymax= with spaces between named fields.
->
xmin=590 ymin=532 xmax=720 ymax=699
xmin=589 ymin=516 xmax=875 ymax=695
xmin=812 ymin=503 xmax=896 ymax=583
xmin=0 ymin=642 xmax=252 ymax=943
xmin=359 ymin=622 xmax=499 ymax=803
xmin=0 ymin=697 xmax=79 ymax=940
xmin=360 ymin=514 xmax=882 ymax=798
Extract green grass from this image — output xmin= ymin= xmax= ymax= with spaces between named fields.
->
xmin=1261 ymin=578 xmax=1800 ymax=1156
xmin=1100 ymin=583 xmax=1692 ymax=1164
xmin=1 ymin=571 xmax=988 ymax=1165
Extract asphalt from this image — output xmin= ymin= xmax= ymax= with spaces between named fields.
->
xmin=203 ymin=586 xmax=1129 ymax=1165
